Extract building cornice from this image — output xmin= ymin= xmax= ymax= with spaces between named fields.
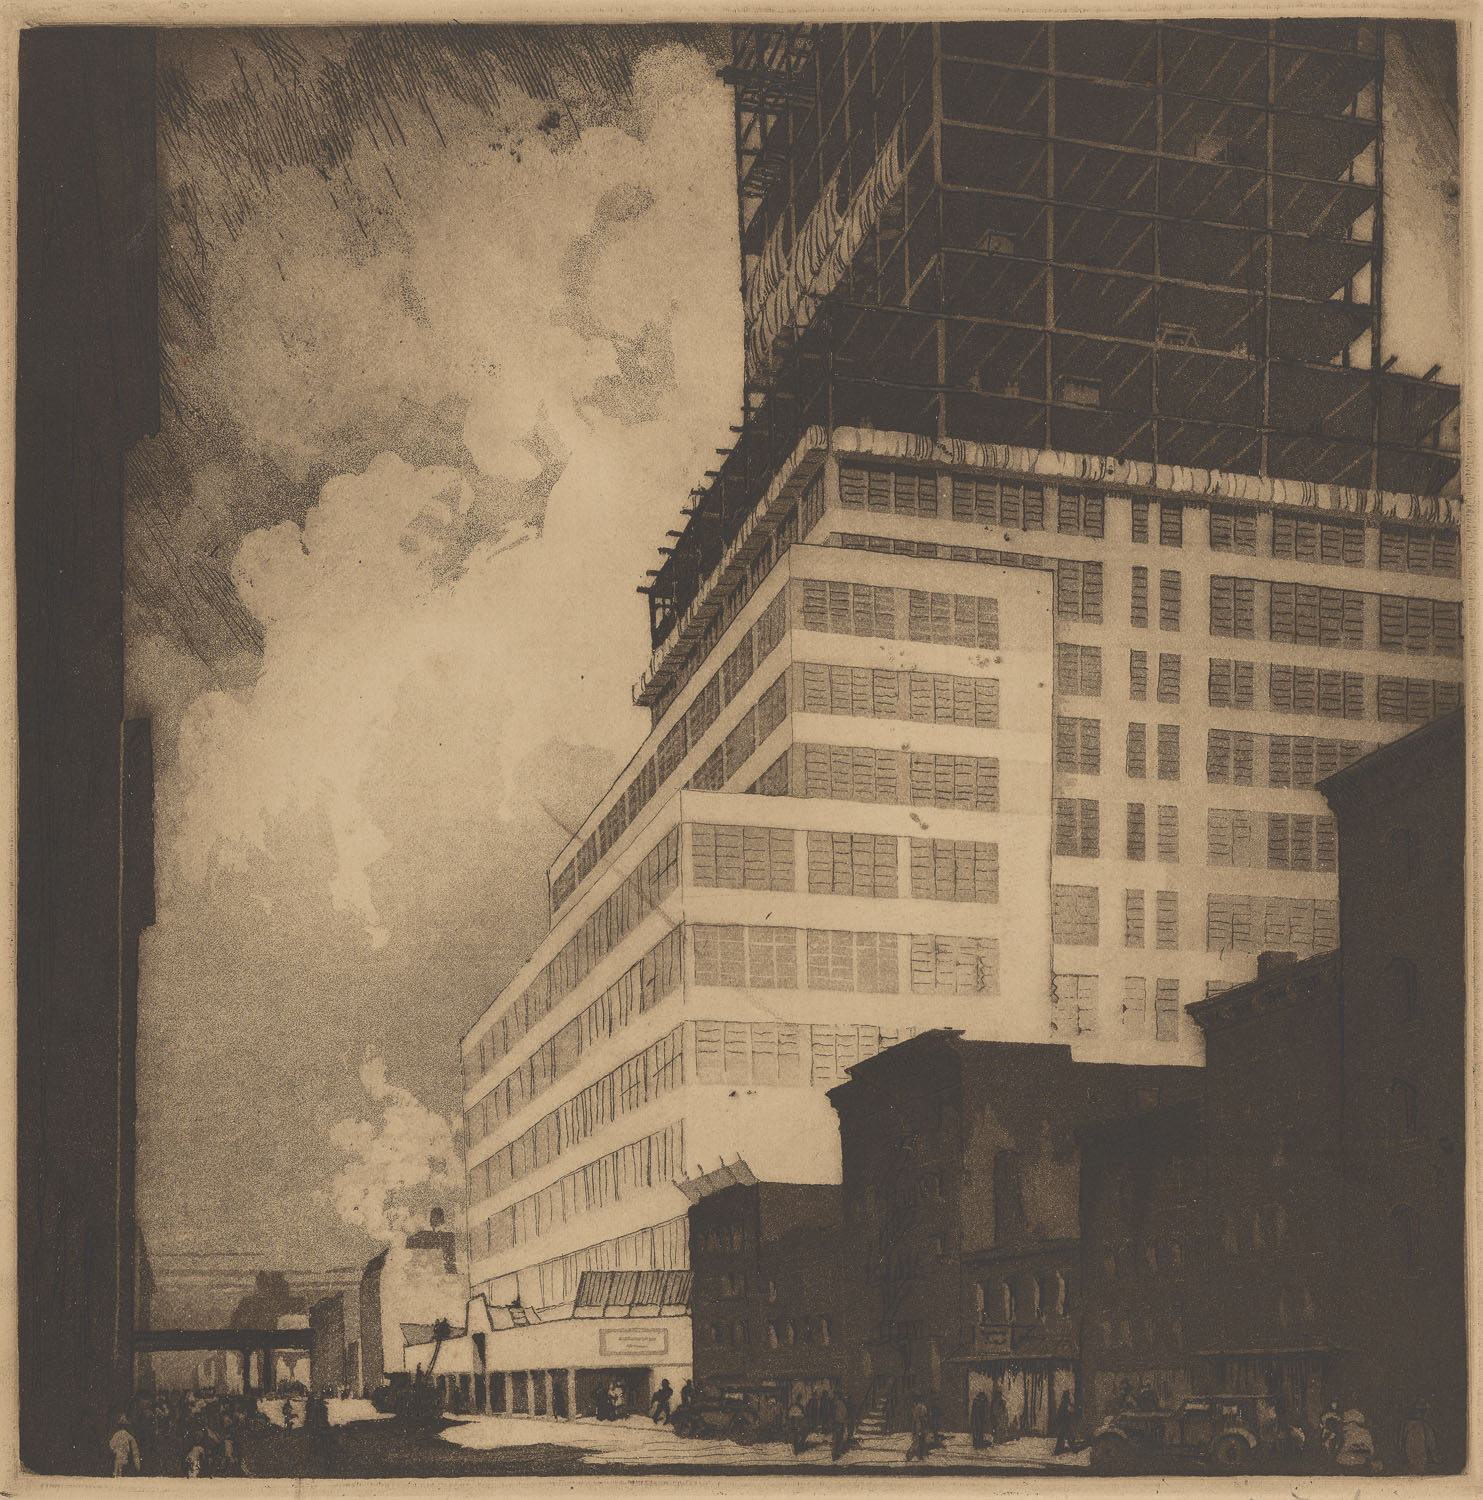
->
xmin=1186 ymin=949 xmax=1341 ymax=1035
xmin=1317 ymin=707 xmax=1464 ymax=814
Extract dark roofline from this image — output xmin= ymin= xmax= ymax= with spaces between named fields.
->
xmin=1186 ymin=949 xmax=1340 ymax=1034
xmin=1317 ymin=707 xmax=1462 ymax=808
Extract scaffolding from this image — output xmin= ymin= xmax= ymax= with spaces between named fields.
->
xmin=640 ymin=20 xmax=1459 ymax=655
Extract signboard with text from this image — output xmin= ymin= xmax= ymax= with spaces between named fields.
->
xmin=598 ymin=1325 xmax=670 ymax=1358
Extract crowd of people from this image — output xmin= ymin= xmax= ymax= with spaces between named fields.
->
xmin=107 ymin=1392 xmax=264 ymax=1477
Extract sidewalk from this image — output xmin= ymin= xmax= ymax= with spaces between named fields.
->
xmin=439 ymin=1412 xmax=1091 ymax=1470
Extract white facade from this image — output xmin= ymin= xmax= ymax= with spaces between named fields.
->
xmin=461 ymin=430 xmax=1462 ymax=1371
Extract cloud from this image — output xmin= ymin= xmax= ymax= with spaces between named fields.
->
xmin=132 ymin=38 xmax=741 ymax=1297
xmin=327 ymin=1055 xmax=462 ymax=1243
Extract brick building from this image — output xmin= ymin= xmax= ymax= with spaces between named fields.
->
xmin=685 ymin=1164 xmax=858 ymax=1404
xmin=828 ymin=1030 xmax=1200 ymax=1432
xmin=1078 ymin=710 xmax=1464 ymax=1469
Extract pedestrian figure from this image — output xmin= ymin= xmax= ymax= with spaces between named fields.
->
xmin=970 ymin=1389 xmax=989 ymax=1449
xmin=928 ymin=1391 xmax=943 ymax=1448
xmin=1399 ymin=1401 xmax=1439 ymax=1474
xmin=989 ymin=1384 xmax=1010 ymax=1446
xmin=905 ymin=1398 xmax=931 ymax=1463
xmin=1338 ymin=1408 xmax=1379 ymax=1473
xmin=829 ymin=1391 xmax=851 ymax=1463
xmin=1118 ymin=1380 xmax=1136 ymax=1411
xmin=1052 ymin=1390 xmax=1077 ymax=1454
xmin=183 ymin=1442 xmax=206 ymax=1478
xmin=108 ymin=1415 xmax=141 ymax=1478
xmin=594 ymin=1383 xmax=614 ymax=1421
xmin=281 ymin=1396 xmax=296 ymax=1430
xmin=787 ymin=1393 xmax=808 ymax=1454
xmin=1320 ymin=1400 xmax=1342 ymax=1463
xmin=608 ymin=1378 xmax=626 ymax=1420
xmin=650 ymin=1379 xmax=673 ymax=1424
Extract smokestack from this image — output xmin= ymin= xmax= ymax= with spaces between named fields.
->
xmin=429 ymin=1206 xmax=445 ymax=1229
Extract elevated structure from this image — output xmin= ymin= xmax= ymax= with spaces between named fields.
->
xmin=462 ymin=21 xmax=1462 ymax=1396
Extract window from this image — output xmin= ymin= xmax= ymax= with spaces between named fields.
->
xmin=1131 ymin=566 xmax=1149 ymax=627
xmin=1379 ymin=596 xmax=1462 ymax=657
xmin=1377 ymin=676 xmax=1462 ymax=723
xmin=1390 ymin=1077 xmax=1419 ymax=1139
xmin=1379 ymin=524 xmax=1460 ymax=577
xmin=910 ymin=935 xmax=998 ymax=994
xmin=1272 ymin=513 xmax=1363 ymax=567
xmin=766 ymin=1322 xmax=780 ymax=1349
xmin=1390 ymin=1205 xmax=1419 ymax=1273
xmin=1268 ymin=734 xmax=1368 ymax=789
xmin=1155 ymin=891 xmax=1179 ymax=950
xmin=1059 ymin=489 xmax=1105 ymax=538
xmin=1156 ymin=653 xmax=1181 ymax=704
xmin=1126 ymin=801 xmax=1147 ymax=861
xmin=1208 ymin=658 xmax=1254 ymax=709
xmin=1129 ymin=650 xmax=1148 ymax=701
xmin=1386 ymin=957 xmax=1419 ymax=1021
xmin=806 ymin=831 xmax=898 ymax=898
xmin=797 ymin=663 xmax=999 ymax=727
xmin=693 ymin=924 xmax=746 ymax=986
xmin=798 ymin=578 xmax=897 ymax=639
xmin=1269 ymin=665 xmax=1365 ymax=720
xmin=1131 ymin=498 xmax=1149 ymax=543
xmin=1053 ymin=884 xmax=1099 ymax=945
xmin=1155 ymin=978 xmax=1180 ymax=1041
xmin=1159 ymin=570 xmax=1182 ymax=630
xmin=1122 ymin=976 xmax=1146 ymax=1035
xmin=1269 ymin=583 xmax=1366 ymax=649
xmin=1157 ymin=804 xmax=1179 ymax=862
xmin=1054 ymin=798 xmax=1100 ymax=857
xmin=1055 ymin=715 xmax=1101 ymax=775
xmin=747 ymin=926 xmax=799 ymax=989
xmin=907 ymin=752 xmax=1000 ymax=810
xmin=799 ymin=743 xmax=901 ymax=803
xmin=1126 ymin=722 xmax=1147 ymax=778
xmin=1057 ymin=560 xmax=1104 ymax=622
xmin=1209 ymin=505 xmax=1257 ymax=554
xmin=947 ymin=473 xmax=1046 ymax=529
xmin=1053 ymin=973 xmax=1098 ymax=1035
xmin=1056 ymin=643 xmax=1103 ymax=697
xmin=910 ymin=839 xmax=999 ymax=903
xmin=692 ymin=824 xmax=795 ymax=891
xmin=1124 ymin=889 xmax=1145 ymax=948
xmin=1210 ymin=576 xmax=1256 ymax=638
xmin=1159 ymin=503 xmax=1183 ymax=547
xmin=907 ymin=589 xmax=1000 ymax=649
xmin=1207 ymin=808 xmax=1258 ymax=867
xmin=1266 ymin=814 xmax=1338 ymax=872
xmin=1157 ymin=724 xmax=1181 ymax=780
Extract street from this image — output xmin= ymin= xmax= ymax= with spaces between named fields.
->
xmin=236 ymin=1401 xmax=1090 ymax=1477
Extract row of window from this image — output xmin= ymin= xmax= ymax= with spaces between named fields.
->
xmin=554 ymin=586 xmax=791 ymax=913
xmin=796 ymin=576 xmax=1001 ymax=648
xmin=794 ymin=660 xmax=1000 ymax=727
xmin=467 ymin=927 xmax=682 ymax=1131
xmin=751 ymin=743 xmax=1001 ymax=811
xmin=705 ymin=1316 xmax=833 ymax=1349
xmin=1053 ymin=973 xmax=1183 ymax=1041
xmin=478 ymin=1121 xmax=686 ymax=1257
xmin=691 ymin=822 xmax=999 ymax=904
xmin=694 ymin=1021 xmax=915 ymax=1088
xmin=473 ymin=1028 xmax=685 ymax=1203
xmin=975 ymin=1271 xmax=1071 ymax=1325
xmin=1205 ymin=895 xmax=1340 ymax=955
xmin=468 ymin=832 xmax=681 ymax=1089
xmin=836 ymin=462 xmax=1458 ymax=577
xmin=1209 ymin=576 xmax=1460 ymax=654
xmin=691 ymin=922 xmax=999 ymax=997
xmin=687 ymin=674 xmax=788 ymax=790
xmin=479 ymin=1217 xmax=690 ymax=1312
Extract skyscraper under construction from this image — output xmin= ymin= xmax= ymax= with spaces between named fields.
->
xmin=459 ymin=22 xmax=1461 ymax=1408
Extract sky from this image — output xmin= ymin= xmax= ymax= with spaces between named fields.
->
xmin=126 ymin=23 xmax=1460 ymax=1324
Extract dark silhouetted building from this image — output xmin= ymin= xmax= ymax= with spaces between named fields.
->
xmin=685 ymin=1164 xmax=856 ymax=1403
xmin=829 ymin=1031 xmax=1201 ymax=1432
xmin=1079 ymin=710 xmax=1464 ymax=1470
xmin=17 ymin=27 xmax=158 ymax=1472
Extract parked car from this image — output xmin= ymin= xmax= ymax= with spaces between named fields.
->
xmin=1090 ymin=1394 xmax=1284 ymax=1474
xmin=370 ymin=1373 xmax=444 ymax=1430
xmin=670 ymin=1386 xmax=780 ymax=1443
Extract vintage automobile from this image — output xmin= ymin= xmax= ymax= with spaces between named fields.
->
xmin=1089 ymin=1393 xmax=1286 ymax=1474
xmin=669 ymin=1386 xmax=783 ymax=1443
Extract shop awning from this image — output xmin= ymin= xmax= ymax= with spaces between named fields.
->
xmin=572 ymin=1269 xmax=692 ymax=1318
